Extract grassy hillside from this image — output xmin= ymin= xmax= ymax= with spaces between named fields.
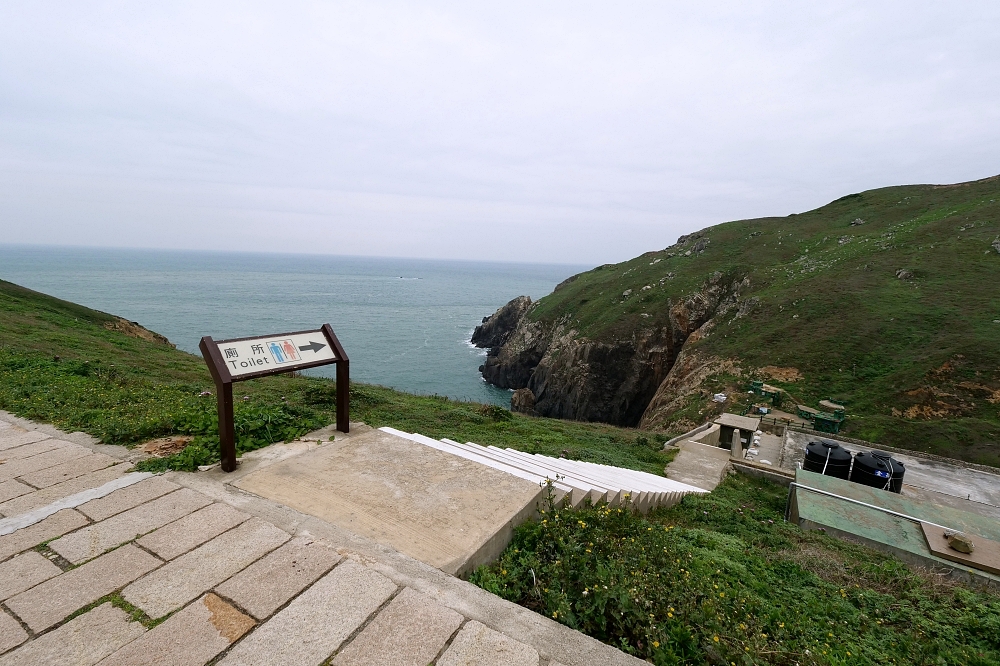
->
xmin=0 ymin=279 xmax=671 ymax=473
xmin=527 ymin=175 xmax=1000 ymax=464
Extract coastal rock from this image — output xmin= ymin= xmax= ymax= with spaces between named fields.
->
xmin=992 ymin=237 xmax=1000 ymax=254
xmin=510 ymin=388 xmax=535 ymax=414
xmin=896 ymin=268 xmax=914 ymax=280
xmin=471 ymin=296 xmax=533 ymax=349
xmin=474 ymin=272 xmax=748 ymax=427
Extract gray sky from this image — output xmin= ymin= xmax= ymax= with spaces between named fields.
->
xmin=2 ymin=2 xmax=999 ymax=265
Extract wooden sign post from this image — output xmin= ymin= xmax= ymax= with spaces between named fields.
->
xmin=199 ymin=323 xmax=349 ymax=472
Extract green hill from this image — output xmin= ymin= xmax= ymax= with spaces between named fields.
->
xmin=476 ymin=175 xmax=1000 ymax=465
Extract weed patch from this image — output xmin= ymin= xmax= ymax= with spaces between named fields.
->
xmin=472 ymin=475 xmax=1000 ymax=665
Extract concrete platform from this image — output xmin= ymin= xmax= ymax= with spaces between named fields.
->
xmin=664 ymin=440 xmax=732 ymax=491
xmin=232 ymin=428 xmax=545 ymax=576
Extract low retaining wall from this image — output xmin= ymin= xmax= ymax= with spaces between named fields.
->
xmin=731 ymin=460 xmax=795 ymax=487
xmin=663 ymin=422 xmax=713 ymax=449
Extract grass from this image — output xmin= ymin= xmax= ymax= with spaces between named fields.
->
xmin=471 ymin=474 xmax=1000 ymax=665
xmin=0 ymin=279 xmax=671 ymax=473
xmin=520 ymin=175 xmax=1000 ymax=462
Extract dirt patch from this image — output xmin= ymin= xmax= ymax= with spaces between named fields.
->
xmin=903 ymin=405 xmax=961 ymax=419
xmin=956 ymin=382 xmax=1000 ymax=404
xmin=759 ymin=366 xmax=803 ymax=382
xmin=204 ymin=593 xmax=255 ymax=642
xmin=777 ymin=541 xmax=961 ymax=596
xmin=104 ymin=318 xmax=173 ymax=346
xmin=141 ymin=435 xmax=192 ymax=457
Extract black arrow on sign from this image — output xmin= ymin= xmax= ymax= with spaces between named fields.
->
xmin=298 ymin=341 xmax=327 ymax=353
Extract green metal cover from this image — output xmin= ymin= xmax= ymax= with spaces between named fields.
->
xmin=791 ymin=469 xmax=1000 ymax=584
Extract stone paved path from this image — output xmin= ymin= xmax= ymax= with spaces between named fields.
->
xmin=0 ymin=413 xmax=642 ymax=666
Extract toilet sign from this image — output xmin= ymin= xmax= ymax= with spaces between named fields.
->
xmin=199 ymin=324 xmax=349 ymax=472
xmin=214 ymin=331 xmax=338 ymax=379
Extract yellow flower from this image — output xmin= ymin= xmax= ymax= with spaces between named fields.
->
xmin=713 ymin=636 xmax=719 ymax=643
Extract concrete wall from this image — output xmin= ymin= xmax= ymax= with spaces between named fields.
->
xmin=691 ymin=423 xmax=721 ymax=447
xmin=731 ymin=461 xmax=794 ymax=487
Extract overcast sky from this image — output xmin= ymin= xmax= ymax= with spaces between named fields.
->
xmin=2 ymin=2 xmax=999 ymax=265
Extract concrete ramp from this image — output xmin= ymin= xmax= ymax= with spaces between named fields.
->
xmin=665 ymin=440 xmax=732 ymax=491
xmin=233 ymin=428 xmax=545 ymax=577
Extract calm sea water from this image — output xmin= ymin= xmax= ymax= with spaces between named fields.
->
xmin=0 ymin=245 xmax=585 ymax=405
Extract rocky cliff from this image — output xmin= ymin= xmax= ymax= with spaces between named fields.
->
xmin=471 ymin=174 xmax=1000 ymax=462
xmin=474 ymin=271 xmax=750 ymax=427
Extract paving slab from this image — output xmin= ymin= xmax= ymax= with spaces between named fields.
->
xmin=18 ymin=452 xmax=120 ymax=489
xmin=437 ymin=620 xmax=540 ymax=666
xmin=50 ymin=488 xmax=213 ymax=564
xmin=123 ymin=518 xmax=289 ymax=619
xmin=7 ymin=544 xmax=162 ymax=632
xmin=0 ymin=481 xmax=33 ymax=505
xmin=0 ymin=444 xmax=93 ymax=483
xmin=0 ymin=611 xmax=27 ymax=656
xmin=0 ymin=603 xmax=145 ymax=666
xmin=217 ymin=560 xmax=397 ymax=666
xmin=233 ymin=429 xmax=545 ymax=576
xmin=214 ymin=536 xmax=340 ymax=619
xmin=136 ymin=501 xmax=250 ymax=561
xmin=0 ymin=438 xmax=72 ymax=461
xmin=332 ymin=586 xmax=463 ymax=666
xmin=0 ymin=551 xmax=63 ymax=600
xmin=0 ymin=508 xmax=89 ymax=562
xmin=96 ymin=593 xmax=254 ymax=666
xmin=0 ymin=431 xmax=50 ymax=452
xmin=0 ymin=463 xmax=132 ymax=516
xmin=77 ymin=476 xmax=179 ymax=522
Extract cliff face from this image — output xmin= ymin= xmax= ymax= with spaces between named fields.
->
xmin=474 ymin=271 xmax=748 ymax=427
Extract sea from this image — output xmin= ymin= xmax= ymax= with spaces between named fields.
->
xmin=0 ymin=245 xmax=586 ymax=406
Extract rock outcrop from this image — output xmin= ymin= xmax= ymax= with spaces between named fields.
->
xmin=510 ymin=388 xmax=535 ymax=414
xmin=471 ymin=296 xmax=533 ymax=349
xmin=473 ymin=271 xmax=750 ymax=427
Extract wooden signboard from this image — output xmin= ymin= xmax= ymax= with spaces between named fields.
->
xmin=200 ymin=323 xmax=349 ymax=472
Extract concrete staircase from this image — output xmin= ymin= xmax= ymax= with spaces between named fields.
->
xmin=380 ymin=427 xmax=708 ymax=512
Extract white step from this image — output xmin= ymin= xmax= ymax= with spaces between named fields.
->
xmin=378 ymin=428 xmax=707 ymax=513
